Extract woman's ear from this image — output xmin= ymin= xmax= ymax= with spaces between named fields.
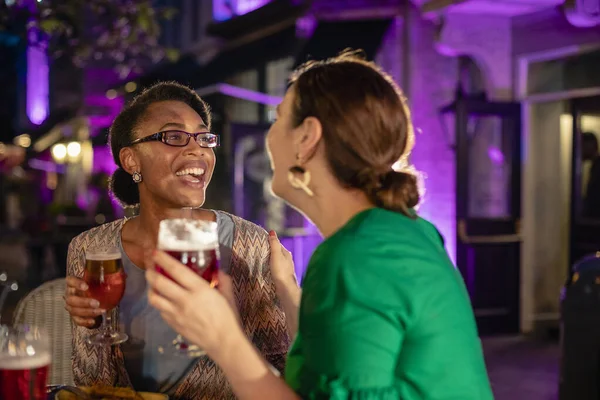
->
xmin=295 ymin=116 xmax=322 ymax=160
xmin=120 ymin=147 xmax=140 ymax=174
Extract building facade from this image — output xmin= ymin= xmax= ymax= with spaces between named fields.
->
xmin=116 ymin=0 xmax=600 ymax=335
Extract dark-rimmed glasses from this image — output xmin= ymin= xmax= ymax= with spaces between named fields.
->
xmin=129 ymin=131 xmax=220 ymax=148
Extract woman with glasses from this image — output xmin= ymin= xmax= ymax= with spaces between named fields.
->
xmin=63 ymin=82 xmax=289 ymax=399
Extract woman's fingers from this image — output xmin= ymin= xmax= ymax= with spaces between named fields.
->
xmin=71 ymin=316 xmax=97 ymax=328
xmin=147 ymin=287 xmax=180 ymax=317
xmin=65 ymin=295 xmax=100 ymax=310
xmin=65 ymin=304 xmax=104 ymax=317
xmin=268 ymin=230 xmax=298 ymax=285
xmin=66 ymin=276 xmax=88 ymax=291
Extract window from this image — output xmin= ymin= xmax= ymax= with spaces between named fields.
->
xmin=264 ymin=57 xmax=293 ymax=122
xmin=227 ymin=69 xmax=260 ymax=123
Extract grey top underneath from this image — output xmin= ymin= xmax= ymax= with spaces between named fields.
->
xmin=117 ymin=211 xmax=234 ymax=394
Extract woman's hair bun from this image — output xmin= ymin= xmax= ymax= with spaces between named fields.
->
xmin=359 ymin=168 xmax=420 ymax=215
xmin=109 ymin=167 xmax=140 ymax=206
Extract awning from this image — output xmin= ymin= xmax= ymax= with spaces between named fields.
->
xmin=133 ymin=17 xmax=392 ymax=92
xmin=294 ymin=18 xmax=393 ymax=67
xmin=206 ymin=0 xmax=310 ymax=40
xmin=189 ymin=25 xmax=302 ymax=89
xmin=135 ymin=24 xmax=301 ymax=90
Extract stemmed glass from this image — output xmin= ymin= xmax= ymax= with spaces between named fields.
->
xmin=155 ymin=216 xmax=220 ymax=357
xmin=0 ymin=325 xmax=51 ymax=400
xmin=84 ymin=247 xmax=128 ymax=346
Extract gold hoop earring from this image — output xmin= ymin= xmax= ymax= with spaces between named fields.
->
xmin=288 ymin=165 xmax=314 ymax=197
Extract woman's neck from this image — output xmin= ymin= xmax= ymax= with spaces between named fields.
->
xmin=126 ymin=201 xmax=215 ymax=247
xmin=299 ymin=188 xmax=374 ymax=239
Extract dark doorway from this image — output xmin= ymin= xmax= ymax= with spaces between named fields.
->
xmin=569 ymin=95 xmax=600 ymax=267
xmin=443 ymin=89 xmax=522 ymax=335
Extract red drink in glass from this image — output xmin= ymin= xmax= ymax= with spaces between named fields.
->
xmin=157 ymin=248 xmax=219 ymax=285
xmin=0 ymin=355 xmax=50 ymax=400
xmin=83 ymin=259 xmax=125 ymax=310
xmin=0 ymin=326 xmax=50 ymax=400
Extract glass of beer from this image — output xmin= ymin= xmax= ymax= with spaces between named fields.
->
xmin=156 ymin=218 xmax=220 ymax=357
xmin=84 ymin=247 xmax=128 ymax=346
xmin=0 ymin=325 xmax=50 ymax=400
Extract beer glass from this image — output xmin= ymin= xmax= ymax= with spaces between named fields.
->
xmin=0 ymin=325 xmax=50 ymax=400
xmin=84 ymin=248 xmax=128 ymax=346
xmin=156 ymin=218 xmax=220 ymax=357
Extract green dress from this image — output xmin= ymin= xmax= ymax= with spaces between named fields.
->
xmin=284 ymin=208 xmax=494 ymax=399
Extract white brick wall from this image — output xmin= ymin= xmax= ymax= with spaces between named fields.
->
xmin=437 ymin=13 xmax=513 ymax=100
xmin=375 ymin=17 xmax=403 ymax=86
xmin=376 ymin=7 xmax=458 ymax=262
xmin=407 ymin=10 xmax=458 ymax=262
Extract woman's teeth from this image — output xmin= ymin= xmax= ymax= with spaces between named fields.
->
xmin=176 ymin=168 xmax=205 ymax=177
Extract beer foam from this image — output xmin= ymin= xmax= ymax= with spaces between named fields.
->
xmin=0 ymin=352 xmax=51 ymax=370
xmin=158 ymin=219 xmax=218 ymax=251
xmin=86 ymin=250 xmax=122 ymax=261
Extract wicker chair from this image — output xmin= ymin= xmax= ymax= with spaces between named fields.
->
xmin=13 ymin=278 xmax=74 ymax=386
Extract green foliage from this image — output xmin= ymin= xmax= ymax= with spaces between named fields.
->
xmin=0 ymin=0 xmax=180 ymax=77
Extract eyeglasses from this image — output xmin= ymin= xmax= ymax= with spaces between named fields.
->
xmin=129 ymin=131 xmax=220 ymax=148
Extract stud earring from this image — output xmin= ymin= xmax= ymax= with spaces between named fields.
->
xmin=132 ymin=171 xmax=143 ymax=183
xmin=287 ymin=161 xmax=314 ymax=197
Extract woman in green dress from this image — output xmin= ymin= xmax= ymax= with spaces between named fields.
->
xmin=145 ymin=51 xmax=494 ymax=399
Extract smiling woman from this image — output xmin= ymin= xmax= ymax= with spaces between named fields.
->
xmin=63 ymin=82 xmax=290 ymax=400
xmin=108 ymin=84 xmax=214 ymax=208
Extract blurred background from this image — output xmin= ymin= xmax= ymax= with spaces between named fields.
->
xmin=1 ymin=0 xmax=600 ymax=398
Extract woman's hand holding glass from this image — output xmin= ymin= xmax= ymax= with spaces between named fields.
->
xmin=146 ymin=250 xmax=242 ymax=360
xmin=64 ymin=276 xmax=105 ymax=328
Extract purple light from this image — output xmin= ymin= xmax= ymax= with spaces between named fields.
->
xmin=92 ymin=146 xmax=123 ymax=217
xmin=26 ymin=38 xmax=49 ymax=125
xmin=408 ymin=94 xmax=457 ymax=262
xmin=236 ymin=0 xmax=270 ymax=15
xmin=372 ymin=16 xmax=457 ymax=263
xmin=76 ymin=192 xmax=88 ymax=210
xmin=28 ymin=158 xmax=66 ymax=173
xmin=93 ymin=145 xmax=117 ymax=175
xmin=212 ymin=0 xmax=271 ymax=21
xmin=487 ymin=146 xmax=505 ymax=165
xmin=197 ymin=83 xmax=282 ymax=106
xmin=86 ymin=94 xmax=124 ymax=128
xmin=296 ymin=15 xmax=317 ymax=38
